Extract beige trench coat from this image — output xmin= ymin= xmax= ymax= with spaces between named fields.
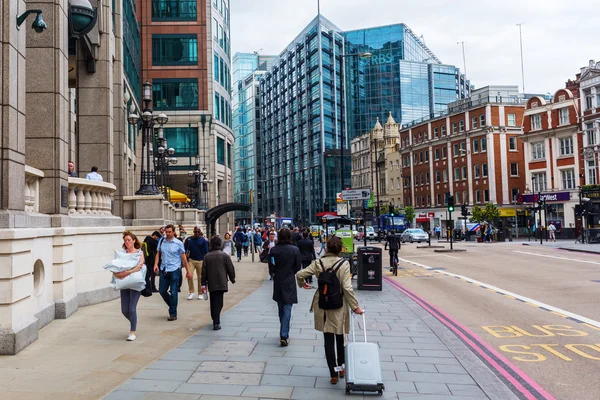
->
xmin=296 ymin=253 xmax=359 ymax=335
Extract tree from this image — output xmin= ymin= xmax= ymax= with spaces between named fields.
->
xmin=470 ymin=205 xmax=484 ymax=223
xmin=483 ymin=203 xmax=500 ymax=224
xmin=403 ymin=206 xmax=415 ymax=227
xmin=380 ymin=204 xmax=389 ymax=215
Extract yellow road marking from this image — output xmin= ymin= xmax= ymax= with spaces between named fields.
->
xmin=526 ymin=303 xmax=540 ymax=308
xmin=583 ymin=323 xmax=600 ymax=331
xmin=551 ymin=311 xmax=568 ymax=318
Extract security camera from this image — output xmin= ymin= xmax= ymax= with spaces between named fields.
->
xmin=32 ymin=13 xmax=47 ymax=33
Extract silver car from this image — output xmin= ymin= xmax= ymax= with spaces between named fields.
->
xmin=400 ymin=228 xmax=429 ymax=243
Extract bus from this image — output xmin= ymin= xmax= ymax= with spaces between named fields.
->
xmin=275 ymin=217 xmax=293 ymax=230
xmin=373 ymin=214 xmax=407 ymax=233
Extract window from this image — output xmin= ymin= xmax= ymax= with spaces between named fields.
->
xmin=463 ymin=191 xmax=468 ymax=204
xmin=462 ymin=166 xmax=467 ymax=180
xmin=419 ymin=152 xmax=423 ymax=163
xmin=474 ymin=164 xmax=480 ymax=178
xmin=426 ymin=172 xmax=430 ymax=184
xmin=443 ymin=169 xmax=448 ymax=182
xmin=163 ymin=127 xmax=198 ymax=156
xmin=441 ymin=126 xmax=446 ymax=136
xmin=472 ymin=139 xmax=479 ymax=153
xmin=227 ymin=143 xmax=232 ymax=168
xmin=459 ymin=120 xmax=465 ymax=132
xmin=588 ymin=160 xmax=597 ymax=184
xmin=152 ymin=35 xmax=198 ymax=65
xmin=482 ymin=163 xmax=488 ymax=177
xmin=214 ymin=92 xmax=220 ymax=120
xmin=435 ymin=170 xmax=441 ymax=183
xmin=442 ymin=147 xmax=447 ymax=158
xmin=481 ymin=137 xmax=487 ymax=152
xmin=510 ymin=163 xmax=518 ymax=176
xmin=425 ymin=151 xmax=429 ymax=162
xmin=479 ymin=114 xmax=485 ymax=127
xmin=531 ymin=142 xmax=545 ymax=160
xmin=484 ymin=189 xmax=490 ymax=202
xmin=476 ymin=190 xmax=481 ymax=203
xmin=456 ymin=192 xmax=461 ymax=204
xmin=217 ymin=137 xmax=225 ymax=165
xmin=507 ymin=113 xmax=517 ymax=127
xmin=586 ymin=123 xmax=596 ymax=146
xmin=561 ymin=169 xmax=575 ymax=189
xmin=532 ymin=172 xmax=547 ymax=192
xmin=585 ymin=90 xmax=593 ymax=110
xmin=420 ymin=173 xmax=424 ymax=185
xmin=437 ymin=193 xmax=441 ymax=205
xmin=471 ymin=116 xmax=477 ymax=129
xmin=153 ymin=79 xmax=199 ymax=110
xmin=434 ymin=148 xmax=440 ymax=160
xmin=454 ymin=167 xmax=460 ymax=180
xmin=512 ymin=188 xmax=519 ymax=202
xmin=558 ymin=108 xmax=569 ymax=125
xmin=152 ymin=0 xmax=197 ymax=20
xmin=434 ymin=127 xmax=439 ymax=138
xmin=559 ymin=137 xmax=573 ymax=156
xmin=213 ymin=53 xmax=219 ymax=82
xmin=452 ymin=122 xmax=458 ymax=134
xmin=531 ymin=114 xmax=542 ymax=130
xmin=509 ymin=137 xmax=517 ymax=151
xmin=453 ymin=144 xmax=459 ymax=157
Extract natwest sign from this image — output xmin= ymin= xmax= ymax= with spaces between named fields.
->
xmin=519 ymin=191 xmax=571 ymax=203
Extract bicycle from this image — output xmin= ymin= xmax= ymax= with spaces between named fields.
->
xmin=390 ymin=254 xmax=398 ymax=276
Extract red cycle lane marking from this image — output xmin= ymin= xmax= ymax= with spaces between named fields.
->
xmin=383 ymin=277 xmax=556 ymax=400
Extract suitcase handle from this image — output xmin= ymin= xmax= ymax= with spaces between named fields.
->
xmin=350 ymin=310 xmax=367 ymax=343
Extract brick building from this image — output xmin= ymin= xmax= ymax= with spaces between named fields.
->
xmin=398 ymin=86 xmax=527 ymax=232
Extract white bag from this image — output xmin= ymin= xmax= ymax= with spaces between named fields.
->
xmin=104 ymin=250 xmax=146 ymax=292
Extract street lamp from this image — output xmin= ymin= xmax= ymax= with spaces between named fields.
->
xmin=187 ymin=155 xmax=201 ymax=208
xmin=128 ymin=80 xmax=170 ymax=196
xmin=154 ymin=131 xmax=177 ymax=199
xmin=199 ymin=167 xmax=213 ymax=210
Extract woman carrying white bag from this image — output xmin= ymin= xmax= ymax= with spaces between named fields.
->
xmin=106 ymin=231 xmax=145 ymax=341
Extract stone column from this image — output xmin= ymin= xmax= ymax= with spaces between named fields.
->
xmin=77 ymin=0 xmax=114 ymax=186
xmin=24 ymin=0 xmax=70 ymax=218
xmin=112 ymin=0 xmax=125 ymax=217
xmin=0 ymin=0 xmax=27 ymax=226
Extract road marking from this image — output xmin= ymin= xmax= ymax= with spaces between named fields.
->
xmin=513 ymin=250 xmax=600 ymax=265
xmin=551 ymin=312 xmax=568 ymax=319
xmin=443 ymin=254 xmax=461 ymax=260
xmin=397 ymin=255 xmax=600 ymax=330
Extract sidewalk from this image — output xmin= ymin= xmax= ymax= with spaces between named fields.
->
xmin=0 ymin=256 xmax=267 ymax=400
xmin=521 ymin=239 xmax=600 ymax=254
xmin=104 ymin=277 xmax=518 ymax=399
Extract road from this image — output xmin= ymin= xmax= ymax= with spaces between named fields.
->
xmin=371 ymin=240 xmax=600 ymax=400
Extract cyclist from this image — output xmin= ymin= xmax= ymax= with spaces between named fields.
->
xmin=384 ymin=229 xmax=401 ymax=275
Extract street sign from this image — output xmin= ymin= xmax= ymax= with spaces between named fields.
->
xmin=337 ymin=203 xmax=348 ymax=216
xmin=342 ymin=189 xmax=371 ymax=201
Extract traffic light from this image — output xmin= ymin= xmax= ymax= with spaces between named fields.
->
xmin=461 ymin=204 xmax=468 ymax=217
xmin=447 ymin=195 xmax=455 ymax=212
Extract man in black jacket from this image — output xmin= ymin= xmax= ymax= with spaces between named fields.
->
xmin=143 ymin=232 xmax=161 ymax=292
xmin=202 ymin=235 xmax=236 ymax=330
xmin=268 ymin=228 xmax=301 ymax=346
xmin=291 ymin=227 xmax=302 ymax=247
xmin=297 ymin=231 xmax=316 ymax=288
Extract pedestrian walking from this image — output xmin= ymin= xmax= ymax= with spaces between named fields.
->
xmin=222 ymin=232 xmax=234 ymax=257
xmin=85 ymin=166 xmax=103 ymax=181
xmin=233 ymin=227 xmax=244 ymax=262
xmin=202 ymin=235 xmax=236 ymax=330
xmin=298 ymin=231 xmax=316 ymax=288
xmin=434 ymin=224 xmax=441 ymax=240
xmin=242 ymin=228 xmax=250 ymax=256
xmin=68 ymin=160 xmax=78 ymax=177
xmin=142 ymin=231 xmax=160 ymax=292
xmin=549 ymin=222 xmax=557 ymax=242
xmin=296 ymin=236 xmax=363 ymax=384
xmin=268 ymin=228 xmax=301 ymax=346
xmin=252 ymin=228 xmax=263 ymax=254
xmin=317 ymin=232 xmax=327 ymax=256
xmin=291 ymin=227 xmax=302 ymax=247
xmin=114 ymin=231 xmax=145 ymax=341
xmin=153 ymin=224 xmax=192 ymax=321
xmin=185 ymin=226 xmax=209 ymax=300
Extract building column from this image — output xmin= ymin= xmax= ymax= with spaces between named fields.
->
xmin=24 ymin=0 xmax=70 ymax=218
xmin=112 ymin=0 xmax=125 ymax=217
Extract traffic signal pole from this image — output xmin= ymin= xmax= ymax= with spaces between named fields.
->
xmin=449 ymin=210 xmax=453 ymax=250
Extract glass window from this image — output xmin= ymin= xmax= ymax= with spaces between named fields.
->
xmin=531 ymin=114 xmax=542 ymax=130
xmin=471 ymin=116 xmax=477 ymax=129
xmin=476 ymin=190 xmax=480 ymax=203
xmin=152 ymin=35 xmax=197 ymax=66
xmin=484 ymin=189 xmax=489 ymax=202
xmin=434 ymin=148 xmax=439 ymax=160
xmin=163 ymin=127 xmax=198 ymax=156
xmin=509 ymin=137 xmax=517 ymax=151
xmin=462 ymin=166 xmax=467 ymax=180
xmin=213 ymin=18 xmax=218 ymax=39
xmin=153 ymin=79 xmax=198 ymax=110
xmin=434 ymin=127 xmax=439 ymax=138
xmin=510 ymin=163 xmax=518 ymax=176
xmin=586 ymin=123 xmax=597 ymax=146
xmin=443 ymin=169 xmax=448 ymax=182
xmin=217 ymin=137 xmax=225 ymax=165
xmin=532 ymin=172 xmax=547 ymax=192
xmin=453 ymin=144 xmax=459 ymax=157
xmin=214 ymin=53 xmax=219 ymax=82
xmin=479 ymin=114 xmax=485 ymax=127
xmin=507 ymin=113 xmax=517 ymax=127
xmin=152 ymin=0 xmax=197 ymax=20
xmin=588 ymin=160 xmax=597 ymax=184
xmin=442 ymin=147 xmax=447 ymax=158
xmin=474 ymin=164 xmax=480 ymax=178
xmin=454 ymin=167 xmax=460 ymax=180
xmin=482 ymin=163 xmax=488 ymax=177
xmin=561 ymin=169 xmax=575 ymax=189
xmin=452 ymin=122 xmax=458 ymax=134
xmin=436 ymin=170 xmax=440 ymax=183
xmin=531 ymin=142 xmax=545 ymax=160
xmin=214 ymin=92 xmax=220 ymax=120
xmin=559 ymin=137 xmax=573 ymax=156
xmin=441 ymin=126 xmax=446 ymax=136
xmin=481 ymin=137 xmax=487 ymax=152
xmin=459 ymin=120 xmax=464 ymax=132
xmin=472 ymin=139 xmax=479 ymax=153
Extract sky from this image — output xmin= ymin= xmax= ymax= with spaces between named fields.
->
xmin=231 ymin=0 xmax=600 ymax=94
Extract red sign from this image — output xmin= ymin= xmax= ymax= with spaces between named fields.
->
xmin=427 ymin=212 xmax=434 ymax=218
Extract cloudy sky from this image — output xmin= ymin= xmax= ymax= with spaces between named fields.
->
xmin=231 ymin=0 xmax=599 ymax=94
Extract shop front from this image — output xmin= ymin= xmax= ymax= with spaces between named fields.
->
xmin=518 ymin=191 xmax=577 ymax=239
xmin=415 ymin=212 xmax=435 ymax=232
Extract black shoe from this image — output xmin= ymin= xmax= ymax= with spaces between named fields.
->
xmin=213 ymin=324 xmax=221 ymax=331
xmin=280 ymin=338 xmax=289 ymax=347
xmin=152 ymin=288 xmax=159 ymax=293
xmin=168 ymin=316 xmax=177 ymax=321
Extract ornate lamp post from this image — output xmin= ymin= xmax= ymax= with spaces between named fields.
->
xmin=199 ymin=167 xmax=213 ymax=210
xmin=187 ymin=155 xmax=201 ymax=208
xmin=128 ymin=80 xmax=169 ymax=195
xmin=153 ymin=126 xmax=177 ymax=199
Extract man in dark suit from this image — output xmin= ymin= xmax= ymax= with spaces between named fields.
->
xmin=202 ymin=235 xmax=236 ymax=330
xmin=268 ymin=228 xmax=301 ymax=346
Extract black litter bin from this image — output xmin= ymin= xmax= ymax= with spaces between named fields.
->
xmin=357 ymin=246 xmax=382 ymax=291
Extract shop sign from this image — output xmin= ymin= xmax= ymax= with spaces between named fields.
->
xmin=498 ymin=208 xmax=517 ymax=217
xmin=519 ymin=192 xmax=571 ymax=203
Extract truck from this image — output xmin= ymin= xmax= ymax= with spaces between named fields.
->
xmin=373 ymin=214 xmax=407 ymax=233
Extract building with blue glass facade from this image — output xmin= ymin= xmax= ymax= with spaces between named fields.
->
xmin=257 ymin=17 xmax=470 ymax=224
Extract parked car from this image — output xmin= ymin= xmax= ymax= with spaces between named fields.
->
xmin=355 ymin=226 xmax=376 ymax=241
xmin=400 ymin=228 xmax=429 ymax=243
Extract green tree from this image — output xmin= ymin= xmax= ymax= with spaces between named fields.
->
xmin=470 ymin=205 xmax=484 ymax=223
xmin=380 ymin=204 xmax=389 ymax=215
xmin=403 ymin=206 xmax=415 ymax=227
xmin=483 ymin=203 xmax=500 ymax=224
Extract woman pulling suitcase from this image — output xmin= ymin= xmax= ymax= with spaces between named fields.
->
xmin=296 ymin=236 xmax=363 ymax=384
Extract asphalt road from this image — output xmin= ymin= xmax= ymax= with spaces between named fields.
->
xmin=373 ymin=241 xmax=600 ymax=400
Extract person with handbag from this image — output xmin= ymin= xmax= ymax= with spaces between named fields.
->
xmin=295 ymin=235 xmax=363 ymax=384
xmin=114 ymin=231 xmax=145 ymax=341
xmin=202 ymin=235 xmax=236 ymax=330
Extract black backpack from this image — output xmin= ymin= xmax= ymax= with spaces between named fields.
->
xmin=317 ymin=258 xmax=345 ymax=310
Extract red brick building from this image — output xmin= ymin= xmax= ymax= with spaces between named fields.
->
xmin=398 ymin=86 xmax=526 ymax=232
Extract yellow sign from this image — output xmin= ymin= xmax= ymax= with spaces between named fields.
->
xmin=498 ymin=208 xmax=516 ymax=217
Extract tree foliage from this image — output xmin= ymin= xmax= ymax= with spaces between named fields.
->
xmin=483 ymin=203 xmax=500 ymax=223
xmin=403 ymin=206 xmax=415 ymax=227
xmin=470 ymin=205 xmax=484 ymax=223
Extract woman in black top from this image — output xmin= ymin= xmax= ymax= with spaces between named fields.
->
xmin=297 ymin=231 xmax=317 ymax=288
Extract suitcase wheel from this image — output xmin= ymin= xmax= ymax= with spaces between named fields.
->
xmin=345 ymin=383 xmax=351 ymax=394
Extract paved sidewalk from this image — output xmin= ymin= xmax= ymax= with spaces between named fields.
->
xmin=521 ymin=240 xmax=600 ymax=254
xmin=104 ymin=277 xmax=517 ymax=400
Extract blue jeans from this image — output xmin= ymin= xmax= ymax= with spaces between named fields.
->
xmin=278 ymin=302 xmax=293 ymax=339
xmin=159 ymin=269 xmax=181 ymax=317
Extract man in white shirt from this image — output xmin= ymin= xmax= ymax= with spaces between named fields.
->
xmin=86 ymin=166 xmax=103 ymax=181
xmin=548 ymin=223 xmax=557 ymax=242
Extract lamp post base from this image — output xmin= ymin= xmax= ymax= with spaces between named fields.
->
xmin=136 ymin=184 xmax=161 ymax=196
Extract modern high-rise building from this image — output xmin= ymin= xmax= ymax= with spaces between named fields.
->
xmin=258 ymin=16 xmax=470 ymax=224
xmin=232 ymin=53 xmax=276 ymax=225
xmin=141 ymin=0 xmax=234 ymax=233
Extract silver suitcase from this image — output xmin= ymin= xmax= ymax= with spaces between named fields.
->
xmin=344 ymin=313 xmax=385 ymax=395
